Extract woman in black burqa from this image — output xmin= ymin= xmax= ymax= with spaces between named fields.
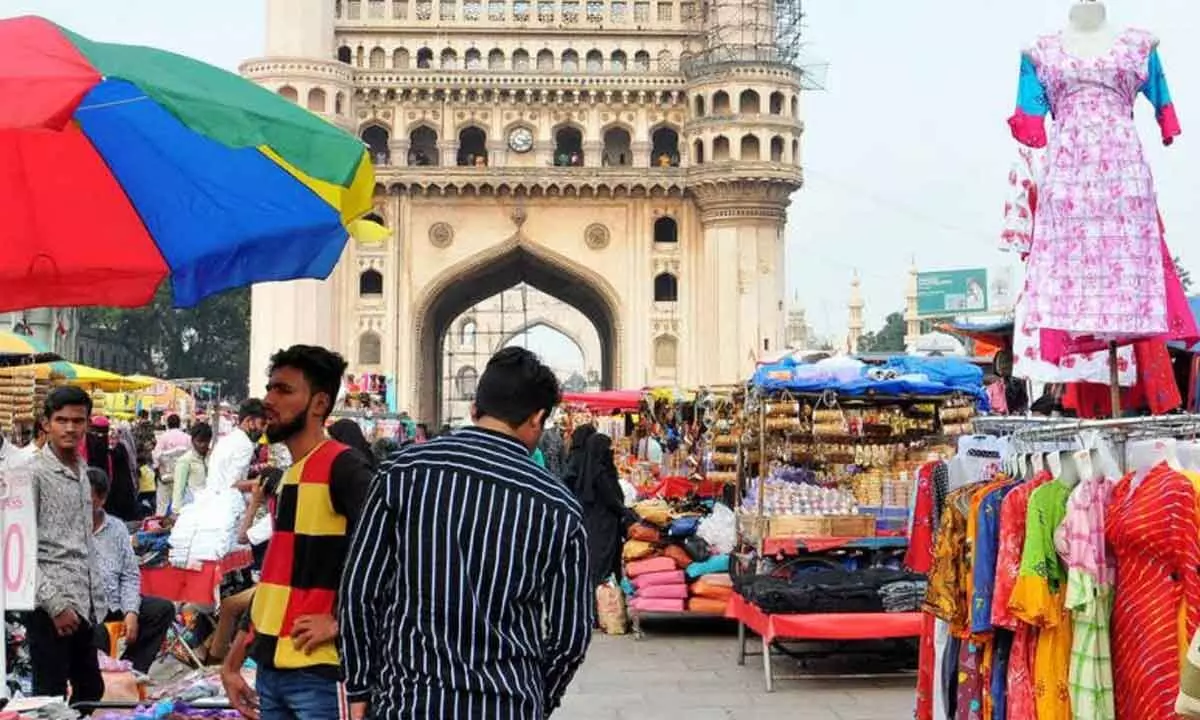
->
xmin=572 ymin=433 xmax=626 ymax=589
xmin=560 ymin=424 xmax=596 ymax=492
xmin=329 ymin=418 xmax=377 ymax=470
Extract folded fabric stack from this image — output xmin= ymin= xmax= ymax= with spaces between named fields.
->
xmin=168 ymin=488 xmax=245 ymax=565
xmin=735 ymin=567 xmax=926 ymax=615
xmin=624 ymin=501 xmax=734 ymax=612
xmin=878 ymin=579 xmax=928 ymax=613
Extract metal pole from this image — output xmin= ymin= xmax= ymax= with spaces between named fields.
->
xmin=1107 ymin=341 xmax=1120 ymax=419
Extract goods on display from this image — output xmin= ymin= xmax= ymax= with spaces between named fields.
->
xmin=0 ymin=367 xmax=36 ymax=434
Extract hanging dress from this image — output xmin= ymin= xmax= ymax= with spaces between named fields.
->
xmin=1008 ymin=29 xmax=1197 ymax=345
xmin=1106 ymin=464 xmax=1200 ymax=719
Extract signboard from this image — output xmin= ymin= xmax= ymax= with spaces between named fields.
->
xmin=0 ymin=462 xmax=37 ymax=611
xmin=917 ymin=269 xmax=989 ymax=317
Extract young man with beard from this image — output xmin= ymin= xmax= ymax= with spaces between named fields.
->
xmin=221 ymin=346 xmax=371 ymax=720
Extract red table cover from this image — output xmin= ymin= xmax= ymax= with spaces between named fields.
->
xmin=140 ymin=547 xmax=253 ymax=605
xmin=725 ymin=592 xmax=922 ymax=643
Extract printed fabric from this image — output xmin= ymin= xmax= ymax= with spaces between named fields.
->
xmin=1007 ymin=481 xmax=1073 ymax=720
xmin=999 ymin=146 xmax=1043 ymax=256
xmin=1055 ymin=476 xmax=1115 ymax=720
xmin=1008 ymin=29 xmax=1193 ymax=341
xmin=924 ymin=486 xmax=980 ymax=635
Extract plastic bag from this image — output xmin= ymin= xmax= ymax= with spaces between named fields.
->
xmin=596 ymin=579 xmax=628 ymax=635
xmin=697 ymin=502 xmax=737 ymax=555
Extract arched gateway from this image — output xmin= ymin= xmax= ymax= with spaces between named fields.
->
xmin=243 ymin=0 xmax=804 ymax=424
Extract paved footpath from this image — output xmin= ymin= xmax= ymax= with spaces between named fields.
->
xmin=558 ymin=629 xmax=917 ymax=720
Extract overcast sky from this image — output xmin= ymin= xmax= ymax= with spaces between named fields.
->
xmin=10 ymin=0 xmax=1198 ymax=340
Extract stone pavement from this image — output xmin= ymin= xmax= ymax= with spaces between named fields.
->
xmin=558 ymin=627 xmax=917 ymax=720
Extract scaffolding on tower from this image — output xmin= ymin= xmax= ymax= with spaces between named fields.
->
xmin=682 ymin=0 xmax=827 ymax=90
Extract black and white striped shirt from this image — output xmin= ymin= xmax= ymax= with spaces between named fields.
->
xmin=339 ymin=426 xmax=593 ymax=718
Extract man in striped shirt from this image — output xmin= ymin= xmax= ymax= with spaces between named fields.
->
xmin=340 ymin=347 xmax=593 ymax=719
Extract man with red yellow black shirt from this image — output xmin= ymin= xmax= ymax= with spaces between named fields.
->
xmin=221 ymin=346 xmax=370 ymax=720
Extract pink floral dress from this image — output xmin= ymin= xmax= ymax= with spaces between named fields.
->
xmin=1007 ymin=29 xmax=1193 ymax=342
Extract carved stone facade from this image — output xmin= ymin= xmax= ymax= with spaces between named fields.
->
xmin=244 ymin=0 xmax=803 ymax=422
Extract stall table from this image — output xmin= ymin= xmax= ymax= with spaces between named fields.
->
xmin=726 ymin=592 xmax=922 ymax=691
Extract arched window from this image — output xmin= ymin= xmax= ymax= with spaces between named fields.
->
xmin=790 ymin=95 xmax=798 ymax=117
xmin=692 ymin=138 xmax=704 ymax=164
xmin=611 ymin=50 xmax=627 ymax=71
xmin=337 ymin=46 xmax=353 ymax=64
xmin=633 ymin=50 xmax=650 ymax=71
xmin=561 ymin=49 xmax=579 ymax=72
xmin=536 ymin=49 xmax=554 ymax=70
xmin=601 ymin=127 xmax=631 ymax=166
xmin=513 ymin=49 xmax=531 ymax=69
xmin=416 ymin=47 xmax=434 ymax=68
xmin=359 ymin=332 xmax=382 ymax=365
xmin=586 ymin=50 xmax=604 ymax=72
xmin=456 ymin=366 xmax=479 ymax=398
xmin=712 ymin=135 xmax=730 ymax=162
xmin=740 ymin=134 xmax=760 ymax=161
xmin=769 ymin=91 xmax=784 ymax=115
xmin=440 ymin=48 xmax=459 ymax=69
xmin=657 ymin=50 xmax=673 ymax=71
xmin=650 ymin=126 xmax=679 ymax=167
xmin=459 ymin=319 xmax=477 ymax=346
xmin=369 ymin=47 xmax=386 ymax=69
xmin=654 ymin=272 xmax=679 ymax=302
xmin=278 ymin=86 xmax=298 ymax=103
xmin=739 ymin=89 xmax=760 ymax=114
xmin=488 ymin=49 xmax=505 ymax=69
xmin=359 ymin=269 xmax=383 ymax=296
xmin=553 ymin=126 xmax=584 ymax=166
xmin=694 ymin=95 xmax=705 ymax=117
xmin=408 ymin=126 xmax=439 ymax=166
xmin=457 ymin=127 xmax=488 ymax=166
xmin=654 ymin=217 xmax=678 ymax=244
xmin=465 ymin=48 xmax=483 ymax=69
xmin=361 ymin=125 xmax=391 ymax=165
xmin=335 ymin=92 xmax=346 ymax=115
xmin=394 ymin=48 xmax=410 ymax=69
xmin=307 ymin=88 xmax=327 ymax=113
xmin=770 ymin=135 xmax=784 ymax=162
xmin=791 ymin=138 xmax=799 ymax=164
xmin=712 ymin=91 xmax=730 ymax=115
xmin=654 ymin=335 xmax=678 ymax=368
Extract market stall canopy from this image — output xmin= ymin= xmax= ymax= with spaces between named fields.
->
xmin=0 ymin=16 xmax=375 ymax=312
xmin=561 ymin=390 xmax=644 ymax=412
xmin=751 ymin=354 xmax=985 ymax=398
xmin=36 ymin=362 xmax=154 ymax=392
xmin=0 ymin=331 xmax=62 ymax=366
xmin=906 ymin=331 xmax=967 ymax=357
xmin=935 ymin=319 xmax=1014 ymax=347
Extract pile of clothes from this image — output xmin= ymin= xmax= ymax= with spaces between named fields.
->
xmin=167 ymin=489 xmax=245 ymax=565
xmin=735 ymin=567 xmax=927 ymax=615
xmin=620 ymin=500 xmax=738 ymax=615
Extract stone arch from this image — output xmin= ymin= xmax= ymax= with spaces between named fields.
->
xmin=359 ymin=269 xmax=383 ymax=296
xmin=277 ymin=85 xmax=298 ymax=103
xmin=513 ymin=49 xmax=531 ymax=69
xmin=692 ymin=138 xmax=705 ymax=164
xmin=770 ymin=135 xmax=785 ymax=162
xmin=408 ymin=124 xmax=439 ymax=166
xmin=416 ymin=47 xmax=434 ymax=68
xmin=497 ymin=318 xmax=590 ymax=364
xmin=653 ymin=216 xmax=678 ymax=244
xmin=790 ymin=95 xmax=799 ymax=117
xmin=712 ymin=135 xmax=731 ymax=162
xmin=440 ymin=48 xmax=459 ymax=69
xmin=694 ymin=95 xmax=705 ymax=117
xmin=393 ymin=47 xmax=410 ymax=69
xmin=335 ymin=92 xmax=346 ymax=115
xmin=337 ymin=46 xmax=353 ymax=64
xmin=552 ymin=122 xmax=586 ymax=165
xmin=611 ymin=50 xmax=628 ymax=71
xmin=536 ymin=49 xmax=555 ymax=70
xmin=306 ymin=88 xmax=327 ymax=112
xmin=360 ymin=123 xmax=391 ymax=164
xmin=412 ymin=238 xmax=622 ymax=423
xmin=488 ymin=48 xmax=506 ymax=69
xmin=455 ymin=365 xmax=479 ymax=398
xmin=457 ymin=124 xmax=489 ymax=166
xmin=634 ymin=51 xmax=650 ymax=71
xmin=650 ymin=124 xmax=680 ymax=166
xmin=791 ymin=138 xmax=800 ymax=164
xmin=561 ymin=49 xmax=580 ymax=72
xmin=739 ymin=89 xmax=761 ymax=114
xmin=712 ymin=90 xmax=731 ymax=115
xmin=600 ymin=122 xmax=634 ymax=167
xmin=740 ymin=134 xmax=761 ymax=161
xmin=653 ymin=272 xmax=679 ymax=302
xmin=369 ymin=47 xmax=386 ymax=69
xmin=465 ymin=48 xmax=483 ymax=69
xmin=359 ymin=331 xmax=382 ymax=365
xmin=585 ymin=49 xmax=604 ymax=72
xmin=769 ymin=91 xmax=785 ymax=115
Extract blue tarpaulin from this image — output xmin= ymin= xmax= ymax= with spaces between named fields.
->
xmin=751 ymin=354 xmax=986 ymax=401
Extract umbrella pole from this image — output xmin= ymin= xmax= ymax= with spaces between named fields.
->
xmin=1108 ymin=342 xmax=1120 ymax=419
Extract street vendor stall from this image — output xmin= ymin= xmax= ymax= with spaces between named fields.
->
xmin=728 ymin=353 xmax=984 ymax=691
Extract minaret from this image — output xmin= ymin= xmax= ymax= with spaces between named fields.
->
xmin=847 ymin=272 xmax=864 ymax=354
xmin=685 ymin=0 xmax=804 ymax=382
xmin=903 ymin=261 xmax=920 ymax=349
xmin=784 ymin=291 xmax=809 ymax=349
xmin=241 ymin=0 xmax=352 ymax=389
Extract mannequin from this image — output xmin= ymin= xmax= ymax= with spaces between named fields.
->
xmin=1055 ymin=449 xmax=1080 ymax=487
xmin=1072 ymin=447 xmax=1098 ymax=483
xmin=1063 ymin=0 xmax=1118 ymax=58
xmin=1127 ymin=437 xmax=1182 ymax=489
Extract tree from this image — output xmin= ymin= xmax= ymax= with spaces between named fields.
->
xmin=858 ymin=311 xmax=907 ymax=353
xmin=1175 ymin=255 xmax=1192 ymax=293
xmin=79 ymin=285 xmax=251 ymax=398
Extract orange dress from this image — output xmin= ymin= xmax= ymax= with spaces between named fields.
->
xmin=1106 ymin=464 xmax=1200 ymax=719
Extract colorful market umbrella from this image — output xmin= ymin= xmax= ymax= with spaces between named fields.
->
xmin=0 ymin=16 xmax=374 ymax=312
xmin=35 ymin=362 xmax=154 ymax=393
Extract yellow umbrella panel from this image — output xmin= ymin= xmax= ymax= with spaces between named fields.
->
xmin=36 ymin=362 xmax=154 ymax=393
